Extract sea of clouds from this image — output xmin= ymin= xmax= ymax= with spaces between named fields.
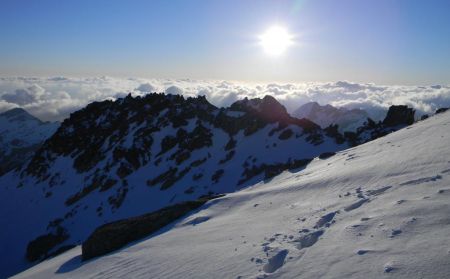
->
xmin=0 ymin=76 xmax=449 ymax=122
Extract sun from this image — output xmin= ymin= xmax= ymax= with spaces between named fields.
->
xmin=259 ymin=26 xmax=293 ymax=56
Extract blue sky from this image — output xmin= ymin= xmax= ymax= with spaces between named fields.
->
xmin=1 ymin=0 xmax=449 ymax=84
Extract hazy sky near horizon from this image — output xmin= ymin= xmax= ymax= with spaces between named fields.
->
xmin=1 ymin=0 xmax=450 ymax=85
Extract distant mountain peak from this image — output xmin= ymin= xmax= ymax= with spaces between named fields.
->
xmin=1 ymin=107 xmax=27 ymax=115
xmin=229 ymin=95 xmax=317 ymax=128
xmin=292 ymin=102 xmax=369 ymax=132
xmin=0 ymin=107 xmax=58 ymax=175
xmin=0 ymin=107 xmax=41 ymax=123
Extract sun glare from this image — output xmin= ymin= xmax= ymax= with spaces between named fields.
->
xmin=259 ymin=26 xmax=293 ymax=56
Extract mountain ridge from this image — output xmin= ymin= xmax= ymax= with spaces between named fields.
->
xmin=0 ymin=93 xmax=416 ymax=278
xmin=0 ymin=93 xmax=347 ymax=277
xmin=12 ymin=107 xmax=450 ymax=279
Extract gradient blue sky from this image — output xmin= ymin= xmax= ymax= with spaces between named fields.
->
xmin=1 ymin=0 xmax=449 ymax=84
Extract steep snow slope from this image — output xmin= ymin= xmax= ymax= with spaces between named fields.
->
xmin=0 ymin=108 xmax=58 ymax=175
xmin=292 ymin=102 xmax=369 ymax=132
xmin=13 ymin=112 xmax=450 ymax=278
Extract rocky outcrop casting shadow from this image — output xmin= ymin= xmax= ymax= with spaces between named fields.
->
xmin=82 ymin=195 xmax=225 ymax=260
xmin=55 ymin=195 xmax=225 ymax=274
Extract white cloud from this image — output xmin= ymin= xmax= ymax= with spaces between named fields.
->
xmin=2 ymin=84 xmax=45 ymax=106
xmin=165 ymin=85 xmax=183 ymax=95
xmin=0 ymin=77 xmax=449 ymax=122
xmin=136 ymin=83 xmax=155 ymax=93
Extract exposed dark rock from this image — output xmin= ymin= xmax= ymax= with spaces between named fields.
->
xmin=224 ymin=137 xmax=236 ymax=151
xmin=324 ymin=124 xmax=345 ymax=144
xmin=184 ymin=186 xmax=195 ymax=194
xmin=108 ymin=183 xmax=128 ymax=210
xmin=219 ymin=150 xmax=235 ymax=164
xmin=239 ymin=158 xmax=312 ymax=185
xmin=436 ymin=107 xmax=449 ymax=114
xmin=160 ymin=167 xmax=191 ymax=190
xmin=146 ymin=168 xmax=178 ymax=187
xmin=278 ymin=129 xmax=293 ymax=140
xmin=65 ymin=174 xmax=117 ymax=206
xmin=382 ymin=105 xmax=415 ymax=127
xmin=81 ymin=195 xmax=223 ymax=260
xmin=211 ymin=169 xmax=225 ymax=183
xmin=116 ymin=163 xmax=133 ymax=178
xmin=190 ymin=157 xmax=207 ymax=167
xmin=26 ymin=227 xmax=69 ymax=262
xmin=319 ymin=152 xmax=336 ymax=159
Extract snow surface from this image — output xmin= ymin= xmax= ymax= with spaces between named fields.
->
xmin=11 ymin=112 xmax=450 ymax=278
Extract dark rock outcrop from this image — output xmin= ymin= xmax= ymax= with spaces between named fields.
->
xmin=319 ymin=152 xmax=336 ymax=159
xmin=238 ymin=158 xmax=312 ymax=185
xmin=436 ymin=108 xmax=449 ymax=114
xmin=82 ymin=195 xmax=223 ymax=260
xmin=382 ymin=105 xmax=415 ymax=127
xmin=26 ymin=227 xmax=69 ymax=262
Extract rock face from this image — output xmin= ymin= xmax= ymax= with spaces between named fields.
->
xmin=319 ymin=152 xmax=336 ymax=159
xmin=382 ymin=105 xmax=415 ymax=127
xmin=26 ymin=228 xmax=69 ymax=262
xmin=0 ymin=108 xmax=58 ymax=175
xmin=82 ymin=195 xmax=222 ymax=260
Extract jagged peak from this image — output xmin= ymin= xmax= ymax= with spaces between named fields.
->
xmin=230 ymin=95 xmax=288 ymax=119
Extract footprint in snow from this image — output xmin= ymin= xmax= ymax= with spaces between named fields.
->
xmin=294 ymin=230 xmax=324 ymax=249
xmin=344 ymin=198 xmax=370 ymax=212
xmin=384 ymin=261 xmax=399 ymax=273
xmin=438 ymin=189 xmax=450 ymax=194
xmin=263 ymin=249 xmax=289 ymax=273
xmin=390 ymin=229 xmax=402 ymax=238
xmin=356 ymin=249 xmax=371 ymax=255
xmin=314 ymin=211 xmax=337 ymax=229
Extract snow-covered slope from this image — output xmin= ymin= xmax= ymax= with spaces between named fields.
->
xmin=0 ymin=94 xmax=350 ymax=278
xmin=292 ymin=102 xmax=369 ymax=132
xmin=0 ymin=108 xmax=58 ymax=175
xmin=13 ymin=110 xmax=450 ymax=279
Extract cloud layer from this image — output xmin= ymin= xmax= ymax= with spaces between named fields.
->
xmin=0 ymin=77 xmax=449 ymax=122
